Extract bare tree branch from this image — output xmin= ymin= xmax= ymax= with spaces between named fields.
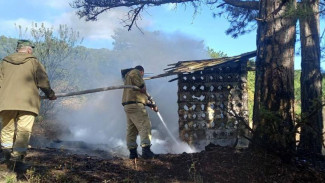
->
xmin=71 ymin=0 xmax=259 ymax=31
xmin=128 ymin=4 xmax=145 ymax=31
xmin=71 ymin=0 xmax=198 ymax=21
xmin=74 ymin=0 xmax=197 ymax=9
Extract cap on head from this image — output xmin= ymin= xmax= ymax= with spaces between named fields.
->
xmin=16 ymin=39 xmax=35 ymax=50
xmin=135 ymin=65 xmax=144 ymax=72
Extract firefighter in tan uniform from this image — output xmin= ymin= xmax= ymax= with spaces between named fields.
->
xmin=122 ymin=65 xmax=158 ymax=159
xmin=0 ymin=40 xmax=57 ymax=169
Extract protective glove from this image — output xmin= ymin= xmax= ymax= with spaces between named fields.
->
xmin=147 ymin=104 xmax=158 ymax=112
xmin=146 ymin=98 xmax=158 ymax=112
xmin=147 ymin=95 xmax=153 ymax=102
xmin=152 ymin=105 xmax=159 ymax=112
xmin=47 ymin=90 xmax=57 ymax=100
xmin=48 ymin=95 xmax=57 ymax=100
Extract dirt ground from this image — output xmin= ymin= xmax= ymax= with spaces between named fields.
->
xmin=1 ymin=144 xmax=325 ymax=183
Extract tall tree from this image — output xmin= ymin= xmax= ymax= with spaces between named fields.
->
xmin=298 ymin=0 xmax=323 ymax=155
xmin=252 ymin=0 xmax=296 ymax=156
xmin=71 ymin=0 xmax=299 ymax=156
xmin=16 ymin=23 xmax=82 ymax=117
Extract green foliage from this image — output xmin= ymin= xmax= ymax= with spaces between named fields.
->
xmin=247 ymin=59 xmax=255 ymax=69
xmin=27 ymin=23 xmax=82 ymax=117
xmin=5 ymin=175 xmax=16 ymax=183
xmin=30 ymin=23 xmax=81 ymax=83
xmin=207 ymin=47 xmax=227 ymax=58
xmin=247 ymin=71 xmax=255 ymax=123
xmin=291 ymin=2 xmax=315 ymax=19
xmin=0 ymin=36 xmax=16 ymax=59
xmin=215 ymin=4 xmax=258 ymax=38
xmin=0 ymin=23 xmax=83 ymax=121
xmin=294 ymin=71 xmax=301 ymax=115
xmin=188 ymin=158 xmax=203 ymax=183
xmin=25 ymin=168 xmax=42 ymax=183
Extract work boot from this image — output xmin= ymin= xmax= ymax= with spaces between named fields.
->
xmin=129 ymin=148 xmax=138 ymax=159
xmin=0 ymin=150 xmax=4 ymax=164
xmin=7 ymin=151 xmax=26 ymax=171
xmin=7 ymin=160 xmax=31 ymax=173
xmin=0 ymin=149 xmax=11 ymax=164
xmin=10 ymin=151 xmax=25 ymax=162
xmin=142 ymin=146 xmax=158 ymax=159
xmin=12 ymin=161 xmax=31 ymax=173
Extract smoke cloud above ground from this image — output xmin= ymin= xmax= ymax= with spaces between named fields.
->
xmin=56 ymin=29 xmax=209 ymax=156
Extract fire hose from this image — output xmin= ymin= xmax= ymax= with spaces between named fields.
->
xmin=41 ymin=84 xmax=178 ymax=143
xmin=40 ymin=84 xmax=156 ymax=110
xmin=40 ymin=85 xmax=141 ymax=99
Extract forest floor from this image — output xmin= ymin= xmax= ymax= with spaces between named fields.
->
xmin=1 ymin=143 xmax=325 ymax=183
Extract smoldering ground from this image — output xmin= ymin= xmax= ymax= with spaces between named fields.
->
xmin=48 ymin=29 xmax=210 ymax=157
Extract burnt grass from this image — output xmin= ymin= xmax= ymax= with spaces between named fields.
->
xmin=1 ymin=145 xmax=325 ymax=183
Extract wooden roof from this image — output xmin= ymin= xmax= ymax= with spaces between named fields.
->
xmin=145 ymin=51 xmax=256 ymax=81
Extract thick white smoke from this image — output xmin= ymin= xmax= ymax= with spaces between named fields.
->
xmin=55 ymin=29 xmax=209 ymax=156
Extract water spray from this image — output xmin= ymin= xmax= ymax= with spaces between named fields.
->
xmin=156 ymin=112 xmax=179 ymax=145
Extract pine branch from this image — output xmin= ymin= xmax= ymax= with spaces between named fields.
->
xmin=223 ymin=0 xmax=259 ymax=10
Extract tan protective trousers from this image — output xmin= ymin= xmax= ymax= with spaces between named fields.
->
xmin=0 ymin=110 xmax=35 ymax=156
xmin=124 ymin=103 xmax=152 ymax=149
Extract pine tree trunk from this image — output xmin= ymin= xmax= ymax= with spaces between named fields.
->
xmin=298 ymin=0 xmax=323 ymax=155
xmin=252 ymin=0 xmax=297 ymax=156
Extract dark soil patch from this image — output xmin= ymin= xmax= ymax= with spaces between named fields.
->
xmin=1 ymin=146 xmax=325 ymax=183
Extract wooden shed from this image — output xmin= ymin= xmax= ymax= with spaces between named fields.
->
xmin=147 ymin=51 xmax=256 ymax=149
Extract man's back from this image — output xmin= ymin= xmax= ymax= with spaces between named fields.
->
xmin=122 ymin=69 xmax=146 ymax=104
xmin=0 ymin=52 xmax=49 ymax=115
